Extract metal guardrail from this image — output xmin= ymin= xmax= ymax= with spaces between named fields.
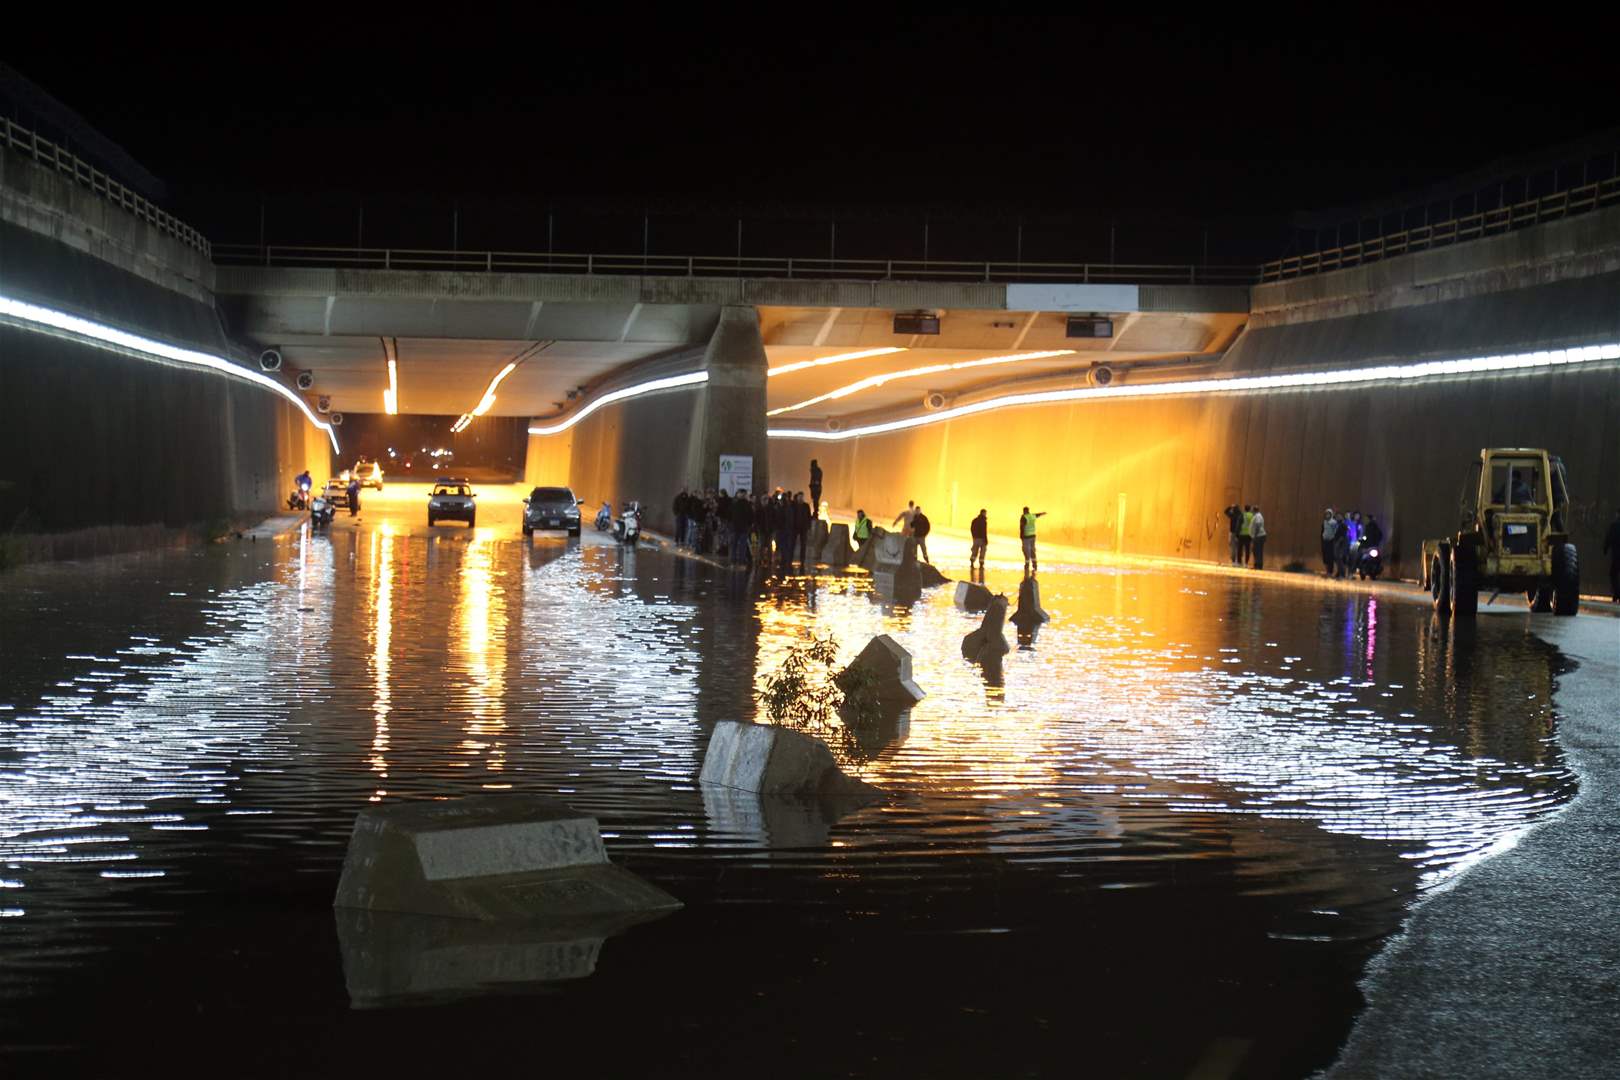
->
xmin=1259 ymin=175 xmax=1620 ymax=282
xmin=0 ymin=118 xmax=212 ymax=257
xmin=209 ymin=244 xmax=1256 ymax=286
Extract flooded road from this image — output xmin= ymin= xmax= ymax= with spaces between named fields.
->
xmin=0 ymin=522 xmax=1574 ymax=1077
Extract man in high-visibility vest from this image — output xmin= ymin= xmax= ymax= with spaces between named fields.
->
xmin=853 ymin=509 xmax=873 ymax=559
xmin=1020 ymin=506 xmax=1046 ymax=574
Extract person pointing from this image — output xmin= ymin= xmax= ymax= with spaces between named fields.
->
xmin=1020 ymin=506 xmax=1046 ymax=575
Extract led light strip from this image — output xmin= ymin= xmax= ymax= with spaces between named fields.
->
xmin=528 ymin=370 xmax=709 ymax=435
xmin=767 ymin=346 xmax=907 ymax=379
xmin=383 ymin=338 xmax=400 ymax=415
xmin=451 ymin=359 xmax=520 ymax=433
xmin=769 ymin=343 xmax=1620 ymax=441
xmin=767 ymin=349 xmax=1077 ymax=417
xmin=383 ymin=358 xmax=399 ymax=415
xmin=0 ymin=292 xmax=341 ymax=452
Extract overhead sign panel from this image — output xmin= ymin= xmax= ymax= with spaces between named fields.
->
xmin=1006 ymin=283 xmax=1139 ymax=313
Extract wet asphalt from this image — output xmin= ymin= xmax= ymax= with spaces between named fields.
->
xmin=1323 ymin=613 xmax=1619 ymax=1079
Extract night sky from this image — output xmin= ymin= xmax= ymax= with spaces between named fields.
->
xmin=10 ymin=19 xmax=1619 ymax=260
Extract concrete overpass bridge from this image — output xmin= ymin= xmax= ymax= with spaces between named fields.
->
xmin=211 ymin=261 xmax=1249 ymax=488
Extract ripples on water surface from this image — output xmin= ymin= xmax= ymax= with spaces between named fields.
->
xmin=0 ymin=529 xmax=1573 ymax=1077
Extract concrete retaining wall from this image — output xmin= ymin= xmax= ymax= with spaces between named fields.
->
xmin=0 ymin=323 xmax=329 ymax=532
xmin=772 ymin=274 xmax=1620 ymax=593
xmin=1 ymin=214 xmax=328 ymax=538
xmin=534 ymin=385 xmax=705 ymax=536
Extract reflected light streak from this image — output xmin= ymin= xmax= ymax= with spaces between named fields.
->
xmin=0 ymin=293 xmax=341 ymax=453
xmin=368 ymin=526 xmax=395 ymax=791
xmin=767 ymin=350 xmax=1077 ymax=417
xmin=457 ymin=531 xmax=509 ymax=770
xmin=767 ymin=347 xmax=906 ymax=378
xmin=769 ymin=342 xmax=1620 ymax=439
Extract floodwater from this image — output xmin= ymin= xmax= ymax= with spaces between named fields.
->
xmin=0 ymin=525 xmax=1574 ymax=1077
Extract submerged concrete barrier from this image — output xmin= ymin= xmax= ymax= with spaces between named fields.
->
xmin=700 ymin=721 xmax=882 ymax=797
xmin=1009 ymin=577 xmax=1050 ymax=632
xmin=962 ymin=595 xmax=1011 ymax=665
xmin=954 ymin=581 xmax=994 ymax=611
xmin=826 ymin=523 xmax=853 ymax=567
xmin=808 ymin=520 xmax=829 ymax=563
xmin=843 ymin=633 xmax=927 ymax=704
xmin=868 ymin=529 xmax=922 ymax=601
xmin=333 ymin=795 xmax=681 ymax=922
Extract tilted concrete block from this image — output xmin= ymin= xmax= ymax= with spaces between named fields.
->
xmin=954 ymin=581 xmax=994 ymax=611
xmin=962 ymin=595 xmax=1012 ymax=664
xmin=700 ymin=720 xmax=881 ymax=797
xmin=333 ymin=795 xmax=680 ymax=922
xmin=1010 ymin=576 xmax=1050 ymax=631
xmin=842 ymin=633 xmax=927 ymax=704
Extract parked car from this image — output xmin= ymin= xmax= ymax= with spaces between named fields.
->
xmin=352 ymin=458 xmax=384 ymax=490
xmin=523 ymin=486 xmax=583 ymax=537
xmin=427 ymin=478 xmax=476 ymax=527
xmin=322 ymin=478 xmax=350 ymax=509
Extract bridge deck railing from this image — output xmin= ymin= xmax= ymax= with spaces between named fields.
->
xmin=0 ymin=118 xmax=212 ymax=258
xmin=209 ymin=244 xmax=1256 ymax=286
xmin=1259 ymin=174 xmax=1620 ymax=282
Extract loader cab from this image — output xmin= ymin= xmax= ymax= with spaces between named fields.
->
xmin=1486 ymin=456 xmax=1547 ymax=510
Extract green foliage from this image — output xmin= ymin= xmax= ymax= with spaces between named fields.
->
xmin=757 ymin=634 xmax=885 ymax=764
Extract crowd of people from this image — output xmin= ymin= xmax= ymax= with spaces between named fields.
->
xmin=1223 ymin=504 xmax=1268 ymax=569
xmin=1320 ymin=508 xmax=1383 ymax=578
xmin=671 ymin=486 xmax=819 ymax=573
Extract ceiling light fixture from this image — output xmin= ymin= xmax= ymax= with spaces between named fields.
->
xmin=767 ymin=344 xmax=1620 ymax=442
xmin=767 ymin=349 xmax=1076 ymax=417
xmin=0 ymin=292 xmax=340 ymax=453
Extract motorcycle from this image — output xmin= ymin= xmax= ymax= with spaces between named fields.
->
xmin=1357 ymin=543 xmax=1383 ymax=580
xmin=614 ymin=501 xmax=642 ymax=545
xmin=594 ymin=501 xmax=614 ymax=532
xmin=310 ymin=495 xmax=334 ymax=532
xmin=287 ymin=479 xmax=312 ymax=511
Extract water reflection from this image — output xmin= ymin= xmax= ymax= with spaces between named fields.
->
xmin=369 ymin=526 xmax=394 ymax=799
xmin=0 ymin=532 xmax=1578 ymax=1074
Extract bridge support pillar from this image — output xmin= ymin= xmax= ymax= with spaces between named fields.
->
xmin=691 ymin=305 xmax=769 ymax=496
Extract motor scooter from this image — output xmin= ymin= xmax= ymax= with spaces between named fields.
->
xmin=614 ymin=502 xmax=642 ymax=545
xmin=594 ymin=501 xmax=614 ymax=532
xmin=310 ymin=494 xmax=334 ymax=532
xmin=1357 ymin=543 xmax=1383 ymax=580
xmin=287 ymin=479 xmax=312 ymax=511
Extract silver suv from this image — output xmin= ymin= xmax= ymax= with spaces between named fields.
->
xmin=523 ymin=486 xmax=582 ymax=537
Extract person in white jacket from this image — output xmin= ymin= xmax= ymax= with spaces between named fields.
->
xmin=1250 ymin=507 xmax=1268 ymax=570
